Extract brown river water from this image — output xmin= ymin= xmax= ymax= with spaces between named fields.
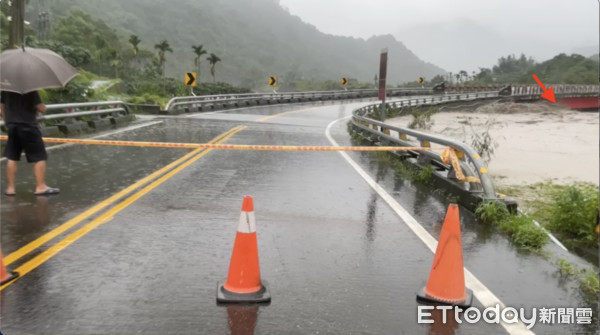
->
xmin=387 ymin=101 xmax=599 ymax=187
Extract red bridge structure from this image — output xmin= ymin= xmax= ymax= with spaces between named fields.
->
xmin=446 ymin=84 xmax=599 ymax=111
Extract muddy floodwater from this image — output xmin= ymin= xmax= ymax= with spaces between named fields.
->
xmin=387 ymin=102 xmax=599 ymax=187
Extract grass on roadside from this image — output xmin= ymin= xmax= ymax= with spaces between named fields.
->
xmin=476 ymin=184 xmax=600 ymax=301
xmin=475 ymin=200 xmax=549 ymax=250
xmin=496 ymin=181 xmax=599 ymax=250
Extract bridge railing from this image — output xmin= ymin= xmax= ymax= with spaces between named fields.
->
xmin=445 ymin=84 xmax=599 ymax=97
xmin=164 ymin=88 xmax=433 ymax=114
xmin=351 ymin=92 xmax=500 ymax=199
xmin=510 ymin=84 xmax=599 ymax=97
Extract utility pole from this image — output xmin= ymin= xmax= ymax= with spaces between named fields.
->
xmin=8 ymin=0 xmax=26 ymax=48
xmin=378 ymin=48 xmax=388 ymax=122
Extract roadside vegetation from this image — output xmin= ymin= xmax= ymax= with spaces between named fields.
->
xmin=0 ymin=9 xmax=249 ymax=107
xmin=465 ymin=118 xmax=499 ymax=164
xmin=477 ymin=183 xmax=599 ymax=301
xmin=475 ymin=182 xmax=599 ymax=255
xmin=474 ymin=201 xmax=548 ymax=250
xmin=496 ymin=182 xmax=599 ymax=252
xmin=407 ymin=108 xmax=436 ymax=130
xmin=402 ymin=53 xmax=599 ymax=87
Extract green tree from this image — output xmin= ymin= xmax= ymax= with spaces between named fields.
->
xmin=154 ymin=39 xmax=173 ymax=74
xmin=492 ymin=54 xmax=536 ymax=82
xmin=430 ymin=74 xmax=445 ymax=84
xmin=129 ymin=35 xmax=141 ymax=55
xmin=207 ymin=53 xmax=221 ymax=83
xmin=49 ymin=10 xmax=124 ymax=76
xmin=521 ymin=53 xmax=599 ymax=85
xmin=458 ymin=70 xmax=468 ymax=83
xmin=474 ymin=67 xmax=493 ymax=83
xmin=192 ymin=44 xmax=208 ymax=82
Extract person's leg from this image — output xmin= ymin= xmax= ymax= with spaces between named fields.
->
xmin=33 ymin=160 xmax=49 ymax=193
xmin=4 ymin=125 xmax=22 ymax=195
xmin=5 ymin=160 xmax=18 ymax=195
xmin=22 ymin=125 xmax=58 ymax=195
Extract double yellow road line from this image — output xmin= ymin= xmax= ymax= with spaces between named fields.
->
xmin=1 ymin=125 xmax=246 ymax=290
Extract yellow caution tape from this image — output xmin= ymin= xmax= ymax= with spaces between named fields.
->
xmin=0 ymin=135 xmax=444 ymax=152
xmin=440 ymin=147 xmax=482 ymax=184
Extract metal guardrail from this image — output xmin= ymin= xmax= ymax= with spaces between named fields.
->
xmin=351 ymin=92 xmax=500 ymax=198
xmin=1 ymin=84 xmax=595 ymax=128
xmin=44 ymin=101 xmax=131 ymax=114
xmin=0 ymin=101 xmax=132 ymax=130
xmin=164 ymin=88 xmax=433 ymax=114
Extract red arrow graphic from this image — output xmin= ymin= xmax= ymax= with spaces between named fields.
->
xmin=531 ymin=74 xmax=556 ymax=103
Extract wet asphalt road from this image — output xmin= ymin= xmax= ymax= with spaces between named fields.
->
xmin=0 ymin=101 xmax=598 ymax=334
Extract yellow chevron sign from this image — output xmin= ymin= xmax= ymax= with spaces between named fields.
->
xmin=418 ymin=77 xmax=425 ymax=84
xmin=185 ymin=72 xmax=196 ymax=87
xmin=269 ymin=76 xmax=277 ymax=86
xmin=341 ymin=77 xmax=348 ymax=86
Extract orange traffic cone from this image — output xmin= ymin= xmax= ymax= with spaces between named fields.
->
xmin=217 ymin=196 xmax=270 ymax=303
xmin=1 ymin=250 xmax=19 ymax=285
xmin=417 ymin=204 xmax=473 ymax=308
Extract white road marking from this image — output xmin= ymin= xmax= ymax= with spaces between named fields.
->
xmin=325 ymin=115 xmax=534 ymax=335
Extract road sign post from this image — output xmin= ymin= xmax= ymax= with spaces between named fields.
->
xmin=378 ymin=49 xmax=388 ymax=121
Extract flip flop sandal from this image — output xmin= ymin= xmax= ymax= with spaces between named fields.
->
xmin=34 ymin=188 xmax=60 ymax=196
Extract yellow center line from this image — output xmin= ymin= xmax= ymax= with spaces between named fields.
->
xmin=4 ymin=125 xmax=245 ymax=266
xmin=2 ymin=104 xmax=326 ymax=289
xmin=1 ymin=126 xmax=246 ymax=291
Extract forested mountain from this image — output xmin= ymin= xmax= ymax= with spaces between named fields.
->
xmin=521 ymin=54 xmax=599 ymax=85
xmin=31 ymin=0 xmax=445 ymax=87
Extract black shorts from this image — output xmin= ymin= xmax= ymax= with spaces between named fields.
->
xmin=3 ymin=124 xmax=48 ymax=163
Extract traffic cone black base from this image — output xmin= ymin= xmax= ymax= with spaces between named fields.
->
xmin=1 ymin=271 xmax=19 ymax=286
xmin=416 ymin=287 xmax=473 ymax=309
xmin=217 ymin=280 xmax=271 ymax=304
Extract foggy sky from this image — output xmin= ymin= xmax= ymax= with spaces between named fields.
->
xmin=279 ymin=0 xmax=599 ymax=72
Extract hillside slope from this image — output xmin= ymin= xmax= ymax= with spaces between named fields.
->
xmin=41 ymin=0 xmax=445 ymax=86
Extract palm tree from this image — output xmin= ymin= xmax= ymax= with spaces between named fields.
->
xmin=458 ymin=70 xmax=468 ymax=83
xmin=192 ymin=45 xmax=208 ymax=82
xmin=207 ymin=53 xmax=221 ymax=83
xmin=154 ymin=40 xmax=173 ymax=74
xmin=110 ymin=59 xmax=121 ymax=78
xmin=129 ymin=35 xmax=141 ymax=55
